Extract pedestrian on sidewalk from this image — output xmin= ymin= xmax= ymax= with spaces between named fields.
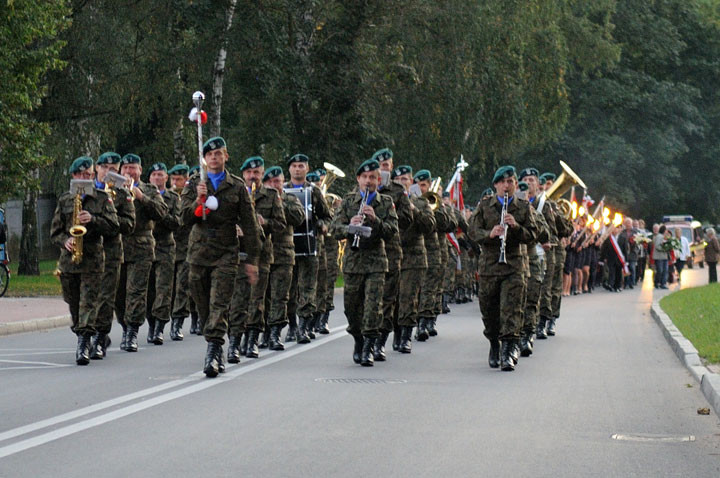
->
xmin=652 ymin=225 xmax=669 ymax=289
xmin=704 ymin=228 xmax=720 ymax=284
xmin=673 ymin=227 xmax=690 ymax=285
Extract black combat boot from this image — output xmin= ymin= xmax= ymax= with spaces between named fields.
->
xmin=120 ymin=326 xmax=128 ymax=351
xmin=239 ymin=333 xmax=249 ymax=356
xmin=76 ymin=334 xmax=91 ymax=365
xmin=427 ymin=318 xmax=438 ymax=337
xmin=488 ymin=338 xmax=500 ymax=368
xmin=547 ymin=318 xmax=557 ymax=336
xmin=269 ymin=325 xmax=285 ymax=351
xmin=392 ymin=327 xmax=401 ymax=351
xmin=360 ymin=336 xmax=375 ymax=367
xmin=246 ymin=329 xmax=260 ymax=359
xmin=258 ymin=328 xmax=269 ymax=349
xmin=509 ymin=338 xmax=520 ymax=365
xmin=442 ymin=294 xmax=451 ymax=314
xmin=285 ymin=323 xmax=297 ymax=343
xmin=520 ymin=331 xmax=534 ymax=357
xmin=352 ymin=334 xmax=363 ymax=364
xmin=500 ymin=341 xmax=515 ymax=371
xmin=197 ymin=317 xmax=205 ymax=336
xmin=218 ymin=346 xmax=226 ymax=373
xmin=146 ymin=317 xmax=156 ymax=344
xmin=455 ymin=287 xmax=463 ymax=304
xmin=227 ymin=335 xmax=241 ymax=364
xmin=399 ymin=326 xmax=413 ymax=354
xmin=125 ymin=325 xmax=139 ymax=352
xmin=306 ymin=314 xmax=318 ymax=339
xmin=153 ymin=321 xmax=166 ymax=345
xmin=189 ymin=313 xmax=199 ymax=335
xmin=170 ymin=318 xmax=184 ymax=341
xmin=90 ymin=333 xmax=105 ymax=360
xmin=536 ymin=317 xmax=548 ymax=339
xmin=317 ymin=312 xmax=330 ymax=334
xmin=203 ymin=342 xmax=221 ymax=378
xmin=296 ymin=317 xmax=311 ymax=344
xmin=416 ymin=319 xmax=429 ymax=341
xmin=373 ymin=332 xmax=389 ymax=362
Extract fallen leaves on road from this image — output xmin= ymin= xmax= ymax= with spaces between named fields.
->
xmin=697 ymin=407 xmax=711 ymax=415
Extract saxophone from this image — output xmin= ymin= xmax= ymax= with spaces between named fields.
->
xmin=69 ymin=192 xmax=87 ymax=264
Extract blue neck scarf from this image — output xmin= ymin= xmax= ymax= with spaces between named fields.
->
xmin=291 ymin=182 xmax=304 ymax=189
xmin=528 ymin=196 xmax=536 ymax=204
xmin=360 ymin=190 xmax=377 ymax=205
xmin=207 ymin=171 xmax=226 ymax=191
xmin=159 ymin=189 xmax=165 ymax=195
xmin=497 ymin=195 xmax=514 ymax=206
xmin=95 ymin=180 xmax=105 ymax=189
xmin=133 ymin=181 xmax=139 ymax=188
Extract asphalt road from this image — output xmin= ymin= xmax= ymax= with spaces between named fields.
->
xmin=1 ymin=269 xmax=719 ymax=477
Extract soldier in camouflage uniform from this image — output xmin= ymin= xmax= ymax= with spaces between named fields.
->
xmin=181 ymin=137 xmax=261 ymax=377
xmin=115 ymin=154 xmax=169 ymax=352
xmin=306 ymin=170 xmax=327 ymax=338
xmin=415 ymin=170 xmax=455 ymax=341
xmin=284 ymin=154 xmax=332 ymax=343
xmin=145 ymin=162 xmax=181 ymax=345
xmin=51 ymin=157 xmax=119 ymax=365
xmin=393 ymin=165 xmax=435 ymax=353
xmin=434 ymin=201 xmax=458 ymax=330
xmin=468 ymin=165 xmax=539 ymax=371
xmin=374 ymin=149 xmax=413 ymax=360
xmin=320 ymin=195 xmax=343 ymax=334
xmin=331 ymin=158 xmax=398 ymax=367
xmin=91 ymin=152 xmax=135 ymax=359
xmin=168 ymin=164 xmax=195 ymax=339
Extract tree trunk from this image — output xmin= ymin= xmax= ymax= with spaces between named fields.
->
xmin=210 ymin=0 xmax=238 ymax=137
xmin=18 ymin=172 xmax=40 ymax=276
xmin=174 ymin=116 xmax=186 ymax=164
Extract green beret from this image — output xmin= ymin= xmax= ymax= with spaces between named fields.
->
xmin=413 ymin=169 xmax=431 ymax=182
xmin=287 ymin=153 xmax=309 ymax=165
xmin=306 ymin=172 xmax=321 ymax=183
xmin=241 ymin=156 xmax=264 ymax=171
xmin=97 ymin=152 xmax=121 ymax=165
xmin=492 ymin=165 xmax=516 ymax=184
xmin=150 ymin=162 xmax=167 ymax=173
xmin=518 ymin=167 xmax=539 ymax=181
xmin=202 ymin=137 xmax=226 ymax=156
xmin=539 ymin=176 xmax=546 ymax=185
xmin=120 ymin=154 xmax=141 ymax=166
xmin=539 ymin=172 xmax=556 ymax=182
xmin=482 ymin=187 xmax=494 ymax=197
xmin=391 ymin=165 xmax=412 ymax=179
xmin=263 ymin=166 xmax=283 ymax=182
xmin=372 ymin=148 xmax=393 ymax=162
xmin=314 ymin=168 xmax=327 ymax=176
xmin=189 ymin=165 xmax=200 ymax=175
xmin=518 ymin=181 xmax=529 ymax=192
xmin=168 ymin=164 xmax=190 ymax=176
xmin=69 ymin=156 xmax=93 ymax=174
xmin=356 ymin=158 xmax=380 ymax=176
xmin=442 ymin=191 xmax=450 ymax=198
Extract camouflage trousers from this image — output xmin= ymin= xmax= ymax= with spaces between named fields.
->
xmin=522 ymin=254 xmax=545 ymax=335
xmin=229 ymin=260 xmax=251 ymax=337
xmin=344 ymin=272 xmax=384 ymax=338
xmin=419 ymin=262 xmax=444 ymax=320
xmin=171 ymin=260 xmax=196 ymax=320
xmin=288 ymin=255 xmax=319 ymax=321
xmin=60 ymin=271 xmax=101 ymax=336
xmin=115 ymin=259 xmax=153 ymax=328
xmin=315 ymin=250 xmax=328 ymax=315
xmin=443 ymin=250 xmax=457 ymax=294
xmin=478 ymin=272 xmax=527 ymax=340
xmin=398 ymin=266 xmax=426 ymax=327
xmin=189 ymin=259 xmax=237 ymax=344
xmin=246 ymin=265 xmax=271 ymax=331
xmin=146 ymin=249 xmax=176 ymax=323
xmin=324 ymin=242 xmax=340 ymax=313
xmin=266 ymin=263 xmax=293 ymax=327
xmin=95 ymin=260 xmax=121 ymax=335
xmin=539 ymin=247 xmax=556 ymax=319
xmin=551 ymin=247 xmax=566 ymax=319
xmin=380 ymin=266 xmax=401 ymax=334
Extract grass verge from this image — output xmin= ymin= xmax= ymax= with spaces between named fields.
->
xmin=660 ymin=283 xmax=720 ymax=364
xmin=5 ymin=259 xmax=62 ymax=297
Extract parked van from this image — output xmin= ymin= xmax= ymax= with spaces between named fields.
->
xmin=662 ymin=215 xmax=706 ymax=268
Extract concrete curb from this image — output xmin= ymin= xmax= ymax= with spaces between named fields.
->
xmin=0 ymin=315 xmax=71 ymax=337
xmin=650 ymin=301 xmax=720 ymax=417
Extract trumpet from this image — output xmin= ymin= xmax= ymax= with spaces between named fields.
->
xmin=423 ymin=176 xmax=442 ymax=211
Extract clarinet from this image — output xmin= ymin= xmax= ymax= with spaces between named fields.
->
xmin=351 ymin=187 xmax=370 ymax=251
xmin=498 ymin=192 xmax=509 ymax=264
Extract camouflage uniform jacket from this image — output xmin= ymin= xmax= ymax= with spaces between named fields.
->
xmin=181 ymin=171 xmax=261 ymax=267
xmin=331 ymin=190 xmax=399 ymax=274
xmin=401 ymin=195 xmax=435 ymax=270
xmin=424 ymin=202 xmax=454 ymax=267
xmin=271 ymin=191 xmax=305 ymax=266
xmin=251 ymin=185 xmax=286 ymax=270
xmin=153 ymin=189 xmax=181 ymax=253
xmin=123 ymin=181 xmax=168 ymax=263
xmin=379 ymin=180 xmax=413 ymax=270
xmin=50 ymin=189 xmax=119 ymax=274
xmin=100 ymin=184 xmax=135 ymax=263
xmin=468 ymin=194 xmax=539 ymax=276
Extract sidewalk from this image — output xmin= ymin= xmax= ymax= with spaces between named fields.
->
xmin=0 ymin=297 xmax=70 ymax=336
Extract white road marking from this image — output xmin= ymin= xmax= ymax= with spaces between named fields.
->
xmin=0 ymin=351 xmax=74 ymax=357
xmin=0 ymin=359 xmax=71 ymax=368
xmin=0 ymin=326 xmax=347 ymax=459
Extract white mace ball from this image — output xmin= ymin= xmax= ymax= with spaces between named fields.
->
xmin=188 ymin=107 xmax=199 ymax=122
xmin=205 ymin=195 xmax=219 ymax=211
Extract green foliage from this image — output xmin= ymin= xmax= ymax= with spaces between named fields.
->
xmin=661 ymin=282 xmax=720 ymax=363
xmin=0 ymin=0 xmax=70 ymax=203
